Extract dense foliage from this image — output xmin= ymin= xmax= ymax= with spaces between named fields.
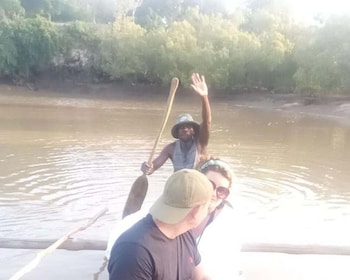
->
xmin=0 ymin=0 xmax=350 ymax=94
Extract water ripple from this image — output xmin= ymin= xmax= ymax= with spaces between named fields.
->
xmin=1 ymin=99 xmax=350 ymax=245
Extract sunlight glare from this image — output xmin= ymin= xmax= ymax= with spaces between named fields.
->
xmin=292 ymin=0 xmax=350 ymax=21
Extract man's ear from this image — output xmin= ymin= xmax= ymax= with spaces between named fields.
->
xmin=188 ymin=205 xmax=201 ymax=219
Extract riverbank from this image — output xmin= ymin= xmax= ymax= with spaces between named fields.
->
xmin=1 ymin=83 xmax=350 ymax=125
xmin=229 ymin=92 xmax=350 ymax=125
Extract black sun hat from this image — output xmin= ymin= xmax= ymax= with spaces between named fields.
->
xmin=171 ymin=113 xmax=200 ymax=139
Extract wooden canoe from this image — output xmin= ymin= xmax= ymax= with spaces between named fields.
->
xmin=1 ymin=238 xmax=350 ymax=255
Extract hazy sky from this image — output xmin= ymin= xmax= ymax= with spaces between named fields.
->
xmin=226 ymin=0 xmax=350 ymax=22
xmin=292 ymin=0 xmax=350 ymax=20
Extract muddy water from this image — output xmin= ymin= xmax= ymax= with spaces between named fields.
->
xmin=1 ymin=91 xmax=350 ymax=279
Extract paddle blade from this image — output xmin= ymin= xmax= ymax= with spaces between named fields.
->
xmin=122 ymin=175 xmax=148 ymax=218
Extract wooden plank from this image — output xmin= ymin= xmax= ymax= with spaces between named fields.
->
xmin=1 ymin=239 xmax=350 ymax=255
xmin=242 ymin=242 xmax=350 ymax=255
xmin=0 ymin=238 xmax=107 ymax=251
xmin=8 ymin=208 xmax=109 ymax=280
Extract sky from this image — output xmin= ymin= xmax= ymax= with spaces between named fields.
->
xmin=291 ymin=0 xmax=350 ymax=21
xmin=226 ymin=0 xmax=350 ymax=22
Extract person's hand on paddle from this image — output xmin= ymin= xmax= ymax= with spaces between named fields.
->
xmin=191 ymin=73 xmax=208 ymax=97
xmin=141 ymin=161 xmax=154 ymax=175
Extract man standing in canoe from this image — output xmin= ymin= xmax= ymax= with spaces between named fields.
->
xmin=141 ymin=73 xmax=211 ymax=174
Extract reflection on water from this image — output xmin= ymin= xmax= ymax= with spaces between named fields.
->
xmin=0 ymin=94 xmax=350 ymax=248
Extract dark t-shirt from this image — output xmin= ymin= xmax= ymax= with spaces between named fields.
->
xmin=108 ymin=214 xmax=201 ymax=280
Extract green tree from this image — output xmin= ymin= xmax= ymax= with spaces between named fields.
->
xmin=0 ymin=20 xmax=18 ymax=76
xmin=20 ymin=0 xmax=93 ymax=21
xmin=293 ymin=16 xmax=350 ymax=94
xmin=20 ymin=0 xmax=51 ymax=17
xmin=0 ymin=0 xmax=24 ymax=19
xmin=99 ymin=17 xmax=146 ymax=82
xmin=0 ymin=17 xmax=58 ymax=79
xmin=89 ymin=0 xmax=116 ymax=23
xmin=134 ymin=0 xmax=229 ymax=29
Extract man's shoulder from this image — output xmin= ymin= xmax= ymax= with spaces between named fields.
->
xmin=162 ymin=141 xmax=176 ymax=154
xmin=115 ymin=215 xmax=153 ymax=242
xmin=194 ymin=139 xmax=207 ymax=155
xmin=166 ymin=141 xmax=177 ymax=147
xmin=180 ymin=229 xmax=197 ymax=243
xmin=108 ymin=236 xmax=154 ymax=278
xmin=114 ymin=214 xmax=172 ymax=250
xmin=106 ymin=210 xmax=148 ymax=259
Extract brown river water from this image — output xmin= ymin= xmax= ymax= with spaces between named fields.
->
xmin=0 ymin=89 xmax=350 ymax=279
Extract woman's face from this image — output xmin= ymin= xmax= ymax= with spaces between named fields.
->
xmin=205 ymin=170 xmax=230 ymax=212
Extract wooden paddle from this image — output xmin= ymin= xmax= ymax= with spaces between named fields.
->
xmin=122 ymin=77 xmax=179 ymax=218
xmin=9 ymin=207 xmax=108 ymax=280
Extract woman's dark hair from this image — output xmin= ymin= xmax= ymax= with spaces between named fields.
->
xmin=197 ymin=158 xmax=233 ymax=187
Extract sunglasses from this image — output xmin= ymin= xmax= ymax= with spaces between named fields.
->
xmin=209 ymin=180 xmax=230 ymax=199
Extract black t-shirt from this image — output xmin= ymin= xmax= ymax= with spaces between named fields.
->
xmin=108 ymin=214 xmax=201 ymax=280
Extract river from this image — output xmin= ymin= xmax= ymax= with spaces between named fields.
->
xmin=1 ymin=89 xmax=350 ymax=279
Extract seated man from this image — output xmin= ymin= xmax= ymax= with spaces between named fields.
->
xmin=108 ymin=169 xmax=214 ymax=280
xmin=107 ymin=159 xmax=244 ymax=280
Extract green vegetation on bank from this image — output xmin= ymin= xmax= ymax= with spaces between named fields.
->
xmin=0 ymin=0 xmax=350 ymax=95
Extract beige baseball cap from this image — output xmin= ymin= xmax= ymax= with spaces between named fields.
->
xmin=150 ymin=169 xmax=213 ymax=224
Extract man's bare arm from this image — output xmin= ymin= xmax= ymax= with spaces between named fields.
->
xmin=198 ymin=94 xmax=211 ymax=148
xmin=194 ymin=263 xmax=212 ymax=280
xmin=141 ymin=143 xmax=175 ymax=174
xmin=190 ymin=73 xmax=211 ymax=149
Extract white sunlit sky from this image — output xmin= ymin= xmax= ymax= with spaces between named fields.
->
xmin=226 ymin=0 xmax=350 ymax=22
xmin=291 ymin=0 xmax=350 ymax=19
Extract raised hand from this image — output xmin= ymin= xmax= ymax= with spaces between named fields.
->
xmin=190 ymin=73 xmax=208 ymax=97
